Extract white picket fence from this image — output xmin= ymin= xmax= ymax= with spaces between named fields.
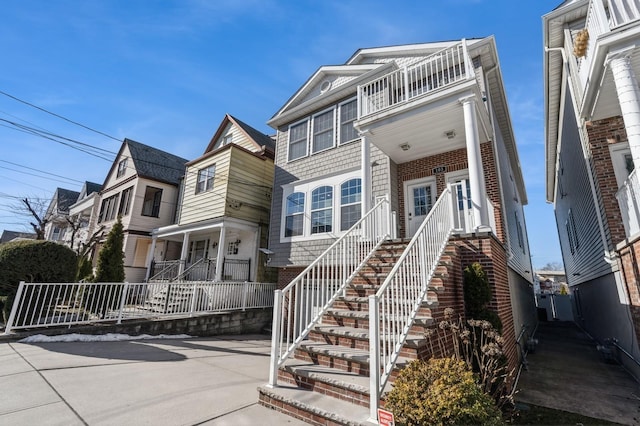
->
xmin=3 ymin=280 xmax=276 ymax=334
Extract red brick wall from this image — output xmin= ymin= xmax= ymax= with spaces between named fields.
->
xmin=277 ymin=267 xmax=305 ymax=290
xmin=617 ymin=238 xmax=640 ymax=344
xmin=451 ymin=233 xmax=518 ymax=373
xmin=396 ymin=142 xmax=504 ymax=242
xmin=585 ymin=117 xmax=627 ymax=247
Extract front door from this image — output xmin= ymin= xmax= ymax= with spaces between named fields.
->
xmin=404 ymin=178 xmax=436 ymax=238
xmin=446 ymin=170 xmax=473 ymax=232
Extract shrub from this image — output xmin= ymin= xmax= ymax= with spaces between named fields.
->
xmin=76 ymin=256 xmax=94 ymax=282
xmin=426 ymin=308 xmax=514 ymax=411
xmin=94 ymin=217 xmax=125 ymax=283
xmin=0 ymin=240 xmax=77 ymax=321
xmin=385 ymin=357 xmax=504 ymax=426
xmin=463 ymin=262 xmax=502 ymax=331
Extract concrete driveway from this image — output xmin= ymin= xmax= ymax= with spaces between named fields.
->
xmin=0 ymin=334 xmax=306 ymax=426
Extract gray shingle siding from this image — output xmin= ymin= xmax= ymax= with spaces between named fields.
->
xmin=268 ymin=126 xmax=391 ymax=267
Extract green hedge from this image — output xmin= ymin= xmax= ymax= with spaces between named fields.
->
xmin=0 ymin=240 xmax=77 ymax=321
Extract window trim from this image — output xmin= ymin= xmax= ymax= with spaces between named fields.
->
xmin=311 ymin=107 xmax=336 ymax=154
xmin=338 ymin=98 xmax=360 ymax=145
xmin=196 ymin=164 xmax=216 ymax=194
xmin=117 ymin=158 xmax=128 ymax=178
xmin=141 ymin=186 xmax=163 ymax=218
xmin=280 ymin=170 xmax=360 ymax=242
xmin=340 ymin=178 xmax=362 ymax=231
xmin=287 ymin=118 xmax=310 ymax=162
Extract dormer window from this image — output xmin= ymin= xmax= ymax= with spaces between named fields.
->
xmin=117 ymin=158 xmax=128 ymax=178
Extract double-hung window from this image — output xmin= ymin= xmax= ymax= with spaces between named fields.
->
xmin=340 ymin=178 xmax=361 ymax=230
xmin=117 ymin=158 xmax=128 ymax=178
xmin=312 ymin=109 xmax=335 ymax=153
xmin=288 ymin=120 xmax=309 ymax=161
xmin=339 ymin=99 xmax=358 ymax=144
xmin=285 ymin=192 xmax=305 ymax=237
xmin=142 ymin=186 xmax=162 ymax=217
xmin=311 ymin=186 xmax=333 ymax=234
xmin=196 ymin=165 xmax=216 ymax=194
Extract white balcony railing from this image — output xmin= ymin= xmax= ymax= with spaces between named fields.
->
xmin=357 ymin=41 xmax=473 ymax=119
xmin=578 ymin=0 xmax=640 ymax=88
xmin=616 ymin=168 xmax=640 ymax=237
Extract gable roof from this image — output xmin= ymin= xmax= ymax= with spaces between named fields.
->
xmin=204 ymin=114 xmax=275 ymax=154
xmin=107 ymin=138 xmax=188 ymax=186
xmin=55 ymin=188 xmax=81 ymax=212
xmin=85 ymin=181 xmax=102 ymax=196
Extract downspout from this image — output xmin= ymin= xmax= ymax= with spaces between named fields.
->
xmin=545 ymin=45 xmax=615 ymax=265
xmin=484 ymin=64 xmax=513 ymax=261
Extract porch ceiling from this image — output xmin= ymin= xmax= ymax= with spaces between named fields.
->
xmin=591 ymin=46 xmax=640 ymax=121
xmin=355 ymin=87 xmax=491 ymax=164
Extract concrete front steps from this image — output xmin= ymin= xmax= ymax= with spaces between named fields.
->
xmin=258 ymin=240 xmax=455 ymax=425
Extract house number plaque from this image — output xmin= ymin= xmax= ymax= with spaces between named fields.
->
xmin=432 ymin=165 xmax=447 ymax=174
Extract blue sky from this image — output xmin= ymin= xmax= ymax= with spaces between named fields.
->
xmin=0 ymin=0 xmax=562 ymax=268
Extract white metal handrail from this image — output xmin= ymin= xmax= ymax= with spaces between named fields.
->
xmin=3 ymin=281 xmax=277 ymax=334
xmin=368 ymin=187 xmax=454 ymax=419
xmin=149 ymin=259 xmax=182 ymax=282
xmin=616 ymin=168 xmax=640 ymax=237
xmin=358 ymin=41 xmax=472 ymax=118
xmin=267 ymin=197 xmax=391 ymax=387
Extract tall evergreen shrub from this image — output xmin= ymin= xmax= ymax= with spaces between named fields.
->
xmin=94 ymin=217 xmax=125 ymax=283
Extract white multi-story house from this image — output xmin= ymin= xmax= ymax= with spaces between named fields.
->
xmin=544 ymin=0 xmax=640 ymax=379
xmin=43 ymin=187 xmax=80 ymax=244
xmin=95 ymin=138 xmax=187 ymax=283
xmin=259 ymin=38 xmax=536 ymax=424
xmin=146 ymin=114 xmax=275 ymax=283
xmin=67 ymin=181 xmax=103 ymax=255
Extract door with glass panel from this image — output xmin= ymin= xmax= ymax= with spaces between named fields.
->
xmin=446 ymin=170 xmax=473 ymax=232
xmin=405 ymin=178 xmax=436 ymax=238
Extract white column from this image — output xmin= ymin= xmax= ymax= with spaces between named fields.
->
xmin=144 ymin=235 xmax=158 ymax=281
xmin=215 ymin=227 xmax=226 ymax=281
xmin=461 ymin=96 xmax=490 ymax=229
xmin=610 ymin=53 xmax=640 ymax=167
xmin=361 ymin=133 xmax=372 ymax=213
xmin=178 ymin=232 xmax=190 ymax=274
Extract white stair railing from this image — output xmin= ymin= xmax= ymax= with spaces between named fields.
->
xmin=267 ymin=197 xmax=391 ymax=387
xmin=368 ymin=187 xmax=455 ymax=420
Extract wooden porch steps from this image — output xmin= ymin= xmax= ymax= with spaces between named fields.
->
xmin=258 ymin=240 xmax=456 ymax=425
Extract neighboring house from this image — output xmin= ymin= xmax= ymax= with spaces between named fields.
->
xmin=147 ymin=114 xmax=275 ymax=283
xmin=0 ymin=230 xmax=36 ymax=244
xmin=259 ymin=38 xmax=536 ymax=423
xmin=43 ymin=187 xmax=80 ymax=244
xmin=534 ymin=270 xmax=568 ymax=294
xmin=95 ymin=138 xmax=187 ymax=283
xmin=543 ymin=0 xmax=640 ymax=379
xmin=67 ymin=181 xmax=103 ymax=255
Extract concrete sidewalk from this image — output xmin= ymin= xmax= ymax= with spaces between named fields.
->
xmin=0 ymin=334 xmax=306 ymax=425
xmin=517 ymin=321 xmax=640 ymax=425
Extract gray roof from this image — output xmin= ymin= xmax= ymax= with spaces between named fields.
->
xmin=0 ymin=230 xmax=36 ymax=244
xmin=229 ymin=115 xmax=276 ymax=153
xmin=56 ymin=188 xmax=81 ymax=212
xmin=85 ymin=181 xmax=102 ymax=196
xmin=125 ymin=139 xmax=188 ymax=185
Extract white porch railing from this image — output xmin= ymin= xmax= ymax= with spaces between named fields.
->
xmin=3 ymin=281 xmax=276 ymax=334
xmin=267 ymin=197 xmax=392 ymax=387
xmin=578 ymin=0 xmax=640 ymax=90
xmin=368 ymin=187 xmax=454 ymax=419
xmin=149 ymin=260 xmax=182 ymax=281
xmin=617 ymin=168 xmax=640 ymax=237
xmin=358 ymin=41 xmax=473 ymax=118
